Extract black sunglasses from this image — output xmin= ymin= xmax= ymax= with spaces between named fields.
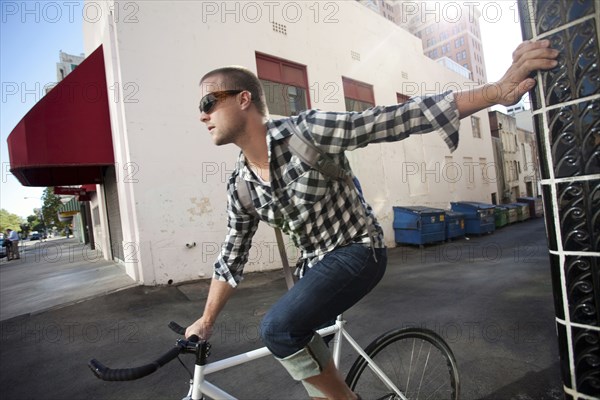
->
xmin=199 ymin=90 xmax=244 ymax=114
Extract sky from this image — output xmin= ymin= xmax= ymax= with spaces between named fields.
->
xmin=0 ymin=0 xmax=524 ymax=220
xmin=1 ymin=0 xmax=85 ymax=219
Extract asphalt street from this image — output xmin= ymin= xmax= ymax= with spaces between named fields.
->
xmin=0 ymin=218 xmax=562 ymax=399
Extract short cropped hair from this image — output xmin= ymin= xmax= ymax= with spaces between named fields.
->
xmin=200 ymin=66 xmax=268 ymax=116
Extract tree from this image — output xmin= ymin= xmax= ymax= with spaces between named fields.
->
xmin=27 ymin=212 xmax=44 ymax=232
xmin=41 ymin=188 xmax=69 ymax=233
xmin=0 ymin=209 xmax=25 ymax=233
xmin=20 ymin=222 xmax=31 ymax=237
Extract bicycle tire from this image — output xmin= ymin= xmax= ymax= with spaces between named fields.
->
xmin=345 ymin=328 xmax=460 ymax=400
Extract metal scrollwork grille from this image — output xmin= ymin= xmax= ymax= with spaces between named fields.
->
xmin=519 ymin=0 xmax=600 ymax=397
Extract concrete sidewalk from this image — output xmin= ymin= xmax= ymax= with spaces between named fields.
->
xmin=0 ymin=237 xmax=136 ymax=321
xmin=0 ymin=219 xmax=562 ymax=399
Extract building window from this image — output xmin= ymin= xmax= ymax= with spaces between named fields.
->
xmin=256 ymin=53 xmax=309 ymax=116
xmin=397 ymin=92 xmax=410 ymax=104
xmin=457 ymin=50 xmax=467 ymax=61
xmin=454 ymin=37 xmax=464 ymax=48
xmin=430 ymin=49 xmax=438 ymax=58
xmin=471 ymin=116 xmax=481 ymax=138
xmin=442 ymin=44 xmax=450 ymax=54
xmin=464 ymin=157 xmax=475 ymax=188
xmin=480 ymin=157 xmax=488 ymax=184
xmin=440 ymin=31 xmax=448 ymax=41
xmin=427 ymin=38 xmax=436 ymax=47
xmin=342 ymin=77 xmax=375 ymax=112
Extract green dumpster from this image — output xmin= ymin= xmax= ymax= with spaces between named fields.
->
xmin=494 ymin=206 xmax=508 ymax=228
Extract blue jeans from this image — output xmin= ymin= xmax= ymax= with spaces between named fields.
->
xmin=260 ymin=243 xmax=387 ymax=358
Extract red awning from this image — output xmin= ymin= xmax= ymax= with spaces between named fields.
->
xmin=81 ymin=184 xmax=97 ymax=192
xmin=7 ymin=45 xmax=114 ymax=186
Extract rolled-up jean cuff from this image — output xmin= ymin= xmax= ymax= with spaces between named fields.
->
xmin=275 ymin=334 xmax=331 ymax=381
xmin=302 ymin=380 xmax=327 ymax=398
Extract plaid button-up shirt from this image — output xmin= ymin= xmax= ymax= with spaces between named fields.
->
xmin=214 ymin=91 xmax=460 ymax=287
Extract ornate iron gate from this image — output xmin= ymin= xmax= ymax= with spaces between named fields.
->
xmin=518 ymin=1 xmax=599 ymax=398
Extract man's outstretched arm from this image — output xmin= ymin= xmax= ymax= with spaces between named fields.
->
xmin=454 ymin=39 xmax=559 ymax=119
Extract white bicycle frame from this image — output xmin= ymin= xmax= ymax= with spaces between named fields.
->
xmin=184 ymin=315 xmax=407 ymax=400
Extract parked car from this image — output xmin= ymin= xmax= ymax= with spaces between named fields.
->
xmin=30 ymin=232 xmax=41 ymax=240
xmin=0 ymin=239 xmax=6 ymax=258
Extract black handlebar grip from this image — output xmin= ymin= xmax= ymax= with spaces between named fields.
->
xmin=168 ymin=321 xmax=186 ymax=335
xmin=88 ymin=346 xmax=182 ymax=381
xmin=169 ymin=321 xmax=200 ymax=342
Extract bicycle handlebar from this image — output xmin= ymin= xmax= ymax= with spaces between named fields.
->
xmin=168 ymin=321 xmax=188 ymax=336
xmin=88 ymin=321 xmax=201 ymax=382
xmin=89 ymin=346 xmax=183 ymax=381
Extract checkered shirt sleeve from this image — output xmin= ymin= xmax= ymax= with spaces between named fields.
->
xmin=296 ymin=91 xmax=459 ymax=153
xmin=212 ymin=173 xmax=260 ymax=286
xmin=213 ymin=91 xmax=460 ymax=287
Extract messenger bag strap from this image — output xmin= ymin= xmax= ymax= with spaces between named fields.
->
xmin=274 ymin=228 xmax=296 ymax=290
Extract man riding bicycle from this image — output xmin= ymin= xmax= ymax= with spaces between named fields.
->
xmin=186 ymin=40 xmax=558 ymax=399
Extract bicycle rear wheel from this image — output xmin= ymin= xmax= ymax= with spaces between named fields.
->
xmin=345 ymin=328 xmax=459 ymax=400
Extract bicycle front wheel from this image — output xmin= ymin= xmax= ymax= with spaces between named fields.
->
xmin=345 ymin=328 xmax=459 ymax=400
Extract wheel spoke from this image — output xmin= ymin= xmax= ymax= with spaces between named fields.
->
xmin=416 ymin=343 xmax=432 ymax=398
xmin=346 ymin=328 xmax=459 ymax=400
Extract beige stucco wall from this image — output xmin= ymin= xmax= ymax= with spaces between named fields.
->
xmin=84 ymin=0 xmax=496 ymax=285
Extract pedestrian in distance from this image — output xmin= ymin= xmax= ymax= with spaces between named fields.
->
xmin=186 ymin=40 xmax=559 ymax=399
xmin=6 ymin=228 xmax=20 ymax=260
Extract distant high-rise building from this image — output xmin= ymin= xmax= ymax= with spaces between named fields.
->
xmin=506 ymin=99 xmax=528 ymax=115
xmin=358 ymin=0 xmax=488 ymax=84
xmin=45 ymin=51 xmax=85 ymax=94
xmin=56 ymin=51 xmax=84 ymax=82
xmin=357 ymin=0 xmax=399 ymax=23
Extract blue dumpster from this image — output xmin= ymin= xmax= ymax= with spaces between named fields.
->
xmin=393 ymin=206 xmax=446 ymax=246
xmin=450 ymin=202 xmax=495 ymax=235
xmin=444 ymin=210 xmax=465 ymax=241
